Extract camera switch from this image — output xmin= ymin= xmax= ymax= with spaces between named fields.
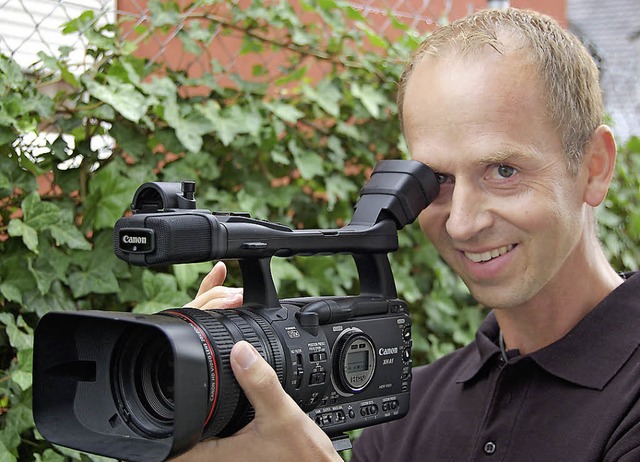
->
xmin=309 ymin=372 xmax=326 ymax=385
xmin=242 ymin=242 xmax=268 ymax=249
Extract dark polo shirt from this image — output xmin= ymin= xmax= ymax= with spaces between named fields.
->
xmin=352 ymin=272 xmax=640 ymax=461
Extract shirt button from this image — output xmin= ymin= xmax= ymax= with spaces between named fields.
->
xmin=484 ymin=441 xmax=497 ymax=455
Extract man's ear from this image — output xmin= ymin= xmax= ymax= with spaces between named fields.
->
xmin=582 ymin=125 xmax=617 ymax=207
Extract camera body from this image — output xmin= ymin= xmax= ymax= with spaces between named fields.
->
xmin=33 ymin=160 xmax=438 ymax=461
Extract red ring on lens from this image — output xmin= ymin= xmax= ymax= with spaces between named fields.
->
xmin=164 ymin=310 xmax=218 ymax=428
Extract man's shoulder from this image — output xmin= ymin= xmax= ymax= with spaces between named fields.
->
xmin=411 ymin=340 xmax=479 ymax=390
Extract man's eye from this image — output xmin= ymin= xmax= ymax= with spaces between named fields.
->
xmin=496 ymin=164 xmax=516 ymax=178
xmin=435 ymin=172 xmax=452 ymax=184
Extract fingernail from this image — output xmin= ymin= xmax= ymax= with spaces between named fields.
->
xmin=234 ymin=341 xmax=258 ymax=369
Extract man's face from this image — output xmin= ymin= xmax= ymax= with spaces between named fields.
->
xmin=403 ymin=52 xmax=589 ymax=310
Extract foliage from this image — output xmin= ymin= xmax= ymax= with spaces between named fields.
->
xmin=0 ymin=0 xmax=638 ymax=460
xmin=598 ymin=136 xmax=640 ymax=270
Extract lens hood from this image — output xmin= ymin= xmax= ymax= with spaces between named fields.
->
xmin=33 ymin=311 xmax=210 ymax=462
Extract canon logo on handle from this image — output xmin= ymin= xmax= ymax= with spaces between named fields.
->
xmin=122 ymin=235 xmax=147 ymax=245
xmin=118 ymin=228 xmax=154 ymax=253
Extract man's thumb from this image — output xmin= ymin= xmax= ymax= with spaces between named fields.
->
xmin=230 ymin=341 xmax=291 ymax=417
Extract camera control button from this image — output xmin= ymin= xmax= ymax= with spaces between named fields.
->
xmin=403 ymin=327 xmax=411 ymax=340
xmin=382 ymin=400 xmax=400 ymax=412
xmin=360 ymin=404 xmax=379 ymax=417
xmin=309 ymin=372 xmax=326 ymax=385
xmin=310 ymin=352 xmax=327 ymax=362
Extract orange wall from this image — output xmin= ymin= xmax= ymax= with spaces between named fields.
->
xmin=512 ymin=0 xmax=566 ymax=26
xmin=117 ymin=0 xmax=567 ymax=88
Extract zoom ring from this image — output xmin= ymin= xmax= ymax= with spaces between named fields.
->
xmin=213 ymin=311 xmax=274 ymax=434
xmin=239 ymin=310 xmax=286 ymax=385
xmin=219 ymin=311 xmax=266 ymax=359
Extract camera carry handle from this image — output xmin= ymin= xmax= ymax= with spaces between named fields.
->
xmin=235 ymin=158 xmax=439 ymax=310
xmin=239 ymin=252 xmax=396 ymax=310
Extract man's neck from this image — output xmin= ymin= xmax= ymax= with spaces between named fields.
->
xmin=494 ymin=242 xmax=623 ymax=355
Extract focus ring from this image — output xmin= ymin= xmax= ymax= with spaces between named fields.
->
xmin=170 ymin=308 xmax=240 ymax=438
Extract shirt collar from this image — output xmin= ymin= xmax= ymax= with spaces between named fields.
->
xmin=456 ymin=272 xmax=640 ymax=390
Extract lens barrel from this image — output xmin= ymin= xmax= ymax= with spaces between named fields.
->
xmin=112 ymin=329 xmax=176 ymax=438
xmin=112 ymin=308 xmax=286 ymax=440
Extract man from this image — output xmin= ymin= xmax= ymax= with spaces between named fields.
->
xmin=177 ymin=8 xmax=640 ymax=461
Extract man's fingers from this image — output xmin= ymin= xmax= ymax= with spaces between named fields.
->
xmin=228 ymin=341 xmax=342 ymax=461
xmin=186 ymin=285 xmax=243 ymax=309
xmin=230 ymin=341 xmax=296 ymax=419
xmin=185 ymin=262 xmax=244 ymax=309
xmin=200 ymin=292 xmax=244 ymax=309
xmin=196 ymin=262 xmax=228 ymax=298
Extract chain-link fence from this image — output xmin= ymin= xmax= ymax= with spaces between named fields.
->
xmin=1 ymin=0 xmax=637 ymax=140
xmin=0 ymin=0 xmax=115 ymax=69
xmin=0 ymin=0 xmax=479 ymax=71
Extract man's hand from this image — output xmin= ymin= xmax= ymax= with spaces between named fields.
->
xmin=174 ymin=263 xmax=342 ymax=462
xmin=185 ymin=262 xmax=244 ymax=309
xmin=172 ymin=340 xmax=341 ymax=461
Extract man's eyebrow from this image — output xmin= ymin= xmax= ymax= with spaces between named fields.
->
xmin=477 ymin=148 xmax=538 ymax=165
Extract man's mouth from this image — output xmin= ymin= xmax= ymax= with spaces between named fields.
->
xmin=464 ymin=244 xmax=515 ymax=263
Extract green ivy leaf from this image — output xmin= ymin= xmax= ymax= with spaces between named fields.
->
xmin=302 ymin=80 xmax=342 ymax=117
xmin=264 ymin=102 xmax=304 ymax=124
xmin=68 ymin=268 xmax=119 ymax=298
xmin=7 ymin=219 xmax=38 ymax=253
xmin=84 ymin=160 xmax=139 ymax=230
xmin=0 ymin=56 xmax=25 ymax=88
xmin=148 ymin=0 xmax=182 ymax=27
xmin=61 ymin=10 xmax=95 ymax=34
xmin=0 ymin=313 xmax=33 ymax=350
xmin=198 ymin=103 xmax=263 ymax=147
xmin=0 ymin=283 xmax=22 ymax=304
xmin=11 ymin=348 xmax=33 ymax=391
xmin=351 ymin=82 xmax=387 ymax=119
xmin=21 ymin=192 xmax=60 ymax=231
xmin=0 ymin=443 xmax=18 ymax=462
xmin=48 ymin=225 xmax=91 ymax=250
xmin=163 ymin=100 xmax=214 ymax=152
xmin=325 ymin=175 xmax=358 ymax=209
xmin=34 ymin=449 xmax=64 ymax=462
xmin=22 ymin=281 xmax=76 ymax=317
xmin=27 ymin=257 xmax=57 ymax=295
xmin=134 ymin=270 xmax=189 ymax=314
xmin=289 ymin=140 xmax=324 ymax=178
xmin=0 ymin=391 xmax=34 ymax=457
xmin=84 ymin=77 xmax=149 ymax=123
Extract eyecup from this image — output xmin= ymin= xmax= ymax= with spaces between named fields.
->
xmin=352 ymin=159 xmax=439 ymax=228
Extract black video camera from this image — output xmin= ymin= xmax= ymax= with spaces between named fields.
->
xmin=32 ymin=160 xmax=438 ymax=461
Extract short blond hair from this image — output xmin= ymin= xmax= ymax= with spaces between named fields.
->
xmin=397 ymin=8 xmax=604 ymax=174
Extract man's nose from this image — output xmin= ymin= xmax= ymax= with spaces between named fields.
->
xmin=445 ymin=183 xmax=493 ymax=242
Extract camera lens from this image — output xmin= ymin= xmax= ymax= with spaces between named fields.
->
xmin=111 ymin=308 xmax=285 ymax=440
xmin=154 ymin=348 xmax=174 ymax=406
xmin=141 ymin=345 xmax=174 ymax=418
xmin=112 ymin=328 xmax=175 ymax=438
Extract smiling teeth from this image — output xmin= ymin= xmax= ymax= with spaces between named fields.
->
xmin=465 ymin=245 xmax=514 ymax=263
